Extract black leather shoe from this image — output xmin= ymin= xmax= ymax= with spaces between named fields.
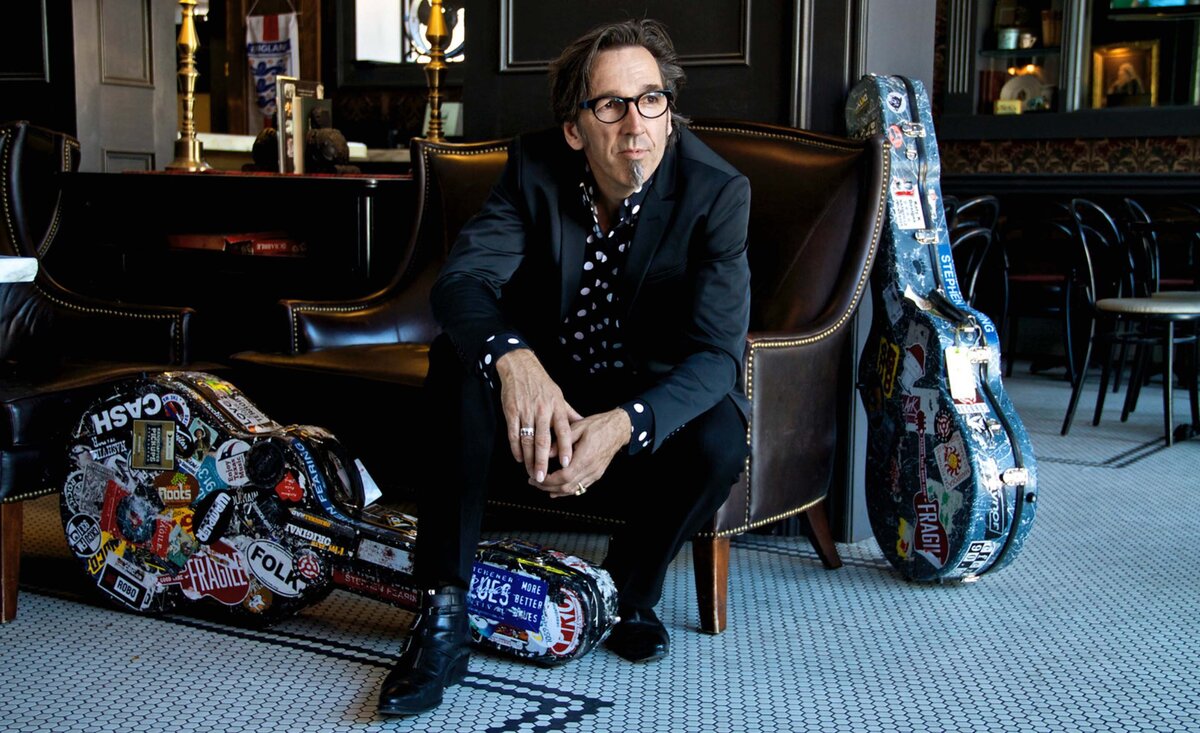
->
xmin=604 ymin=607 xmax=670 ymax=662
xmin=378 ymin=585 xmax=471 ymax=716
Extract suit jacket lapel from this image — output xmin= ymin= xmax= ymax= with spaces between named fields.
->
xmin=558 ymin=183 xmax=592 ymax=320
xmin=621 ymin=142 xmax=678 ymax=307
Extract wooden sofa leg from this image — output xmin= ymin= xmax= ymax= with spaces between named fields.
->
xmin=692 ymin=536 xmax=729 ymax=635
xmin=1 ymin=502 xmax=22 ymax=623
xmin=803 ymin=501 xmax=843 ymax=570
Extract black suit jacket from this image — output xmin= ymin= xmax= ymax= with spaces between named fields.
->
xmin=431 ymin=126 xmax=751 ymax=452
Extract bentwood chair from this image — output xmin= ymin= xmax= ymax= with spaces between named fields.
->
xmin=0 ymin=121 xmax=198 ymax=622
xmin=1059 ymin=198 xmax=1200 ymax=445
xmin=232 ymin=122 xmax=888 ymax=633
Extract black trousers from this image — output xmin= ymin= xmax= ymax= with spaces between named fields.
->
xmin=416 ymin=334 xmax=748 ymax=611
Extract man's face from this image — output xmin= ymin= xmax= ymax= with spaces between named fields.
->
xmin=563 ymin=45 xmax=672 ymax=207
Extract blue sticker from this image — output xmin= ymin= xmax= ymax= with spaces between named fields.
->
xmin=468 ymin=563 xmax=546 ymax=633
xmin=194 ymin=456 xmax=227 ymax=501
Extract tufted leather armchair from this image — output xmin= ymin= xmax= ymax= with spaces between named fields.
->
xmin=232 ymin=122 xmax=887 ymax=633
xmin=0 ymin=120 xmax=196 ymax=622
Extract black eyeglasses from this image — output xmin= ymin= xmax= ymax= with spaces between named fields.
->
xmin=579 ymin=90 xmax=674 ymax=124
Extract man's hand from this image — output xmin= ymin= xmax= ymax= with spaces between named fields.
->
xmin=496 ymin=349 xmax=583 ymax=482
xmin=531 ymin=408 xmax=631 ymax=499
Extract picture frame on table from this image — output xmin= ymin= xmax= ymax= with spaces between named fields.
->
xmin=1092 ymin=40 xmax=1159 ymax=109
xmin=275 ymin=76 xmax=326 ymax=173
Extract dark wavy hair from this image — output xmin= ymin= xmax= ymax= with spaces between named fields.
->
xmin=548 ymin=19 xmax=687 ymax=141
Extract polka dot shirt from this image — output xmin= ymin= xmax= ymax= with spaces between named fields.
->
xmin=476 ymin=166 xmax=656 ymax=455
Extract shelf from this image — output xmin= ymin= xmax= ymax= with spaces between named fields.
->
xmin=979 ymin=46 xmax=1061 ymax=58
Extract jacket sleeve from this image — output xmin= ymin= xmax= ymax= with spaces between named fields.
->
xmin=430 ymin=137 xmax=532 ymax=369
xmin=636 ymin=174 xmax=752 ymax=452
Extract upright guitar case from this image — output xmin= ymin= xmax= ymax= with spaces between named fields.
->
xmin=845 ymin=75 xmax=1037 ymax=581
xmin=59 ymin=371 xmax=617 ymax=665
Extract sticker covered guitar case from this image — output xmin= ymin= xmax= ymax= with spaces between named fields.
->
xmin=59 ymin=371 xmax=617 ymax=665
xmin=845 ymin=75 xmax=1037 ymax=581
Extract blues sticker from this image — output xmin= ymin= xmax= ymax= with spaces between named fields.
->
xmin=468 ymin=563 xmax=547 ymax=633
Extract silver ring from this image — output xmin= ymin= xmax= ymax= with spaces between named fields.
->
xmin=519 ymin=426 xmax=535 ymax=439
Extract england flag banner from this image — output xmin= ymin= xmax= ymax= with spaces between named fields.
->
xmin=246 ymin=12 xmax=300 ymax=134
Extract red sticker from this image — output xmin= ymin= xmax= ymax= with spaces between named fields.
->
xmin=275 ymin=473 xmax=304 ymax=503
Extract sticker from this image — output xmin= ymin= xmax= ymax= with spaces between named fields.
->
xmin=99 ymin=480 xmax=131 ymax=537
xmin=160 ymin=394 xmax=191 ymax=428
xmin=877 ymin=337 xmax=901 ymax=398
xmin=98 ymin=554 xmax=155 ymax=611
xmin=896 ymin=517 xmax=912 ymax=559
xmin=195 ymin=456 xmax=228 ymax=499
xmin=901 ymin=388 xmax=938 ymax=435
xmin=954 ymin=389 xmax=989 ymax=415
xmin=934 ymin=409 xmax=955 ymax=442
xmin=246 ymin=540 xmax=308 ymax=597
xmin=985 ymin=482 xmax=1010 ymax=540
xmin=187 ymin=419 xmax=219 ymax=457
xmin=283 ymin=523 xmax=346 ymax=555
xmin=154 ymin=471 xmax=198 ymax=508
xmin=215 ymin=440 xmax=251 ymax=486
xmin=882 ymin=283 xmax=904 ymax=325
xmin=161 ymin=540 xmax=251 ymax=605
xmin=193 ymin=490 xmax=235 ymax=545
xmin=274 ymin=473 xmax=304 ymax=502
xmin=65 ymin=514 xmax=102 ymax=556
xmin=885 ymin=90 xmax=907 ymax=115
xmin=890 ymin=177 xmax=926 ymax=230
xmin=358 ymin=538 xmax=414 ymax=575
xmin=899 ymin=321 xmax=930 ymax=392
xmin=549 ymin=589 xmax=583 ymax=657
xmin=217 ymin=394 xmax=277 ymax=434
xmin=356 ymin=459 xmax=383 ymax=506
xmin=148 ymin=517 xmax=176 ymax=559
xmin=86 ymin=534 xmax=123 ymax=577
xmin=243 ymin=586 xmax=274 ymax=614
xmin=903 ymin=285 xmax=934 ymax=312
xmin=333 ymin=568 xmax=420 ymax=607
xmin=115 ymin=493 xmax=158 ymax=545
xmin=288 ymin=508 xmax=333 ymax=528
xmin=934 ymin=433 xmax=971 ymax=491
xmin=132 ymin=420 xmax=175 ymax=470
xmin=469 ymin=563 xmax=547 ymax=634
xmin=295 ymin=550 xmax=322 ymax=581
xmin=913 ymin=491 xmax=948 ymax=568
xmin=956 ymin=540 xmax=996 ymax=574
xmin=945 ymin=346 xmax=975 ymax=402
xmin=62 ymin=470 xmax=89 ymax=515
xmin=87 ymin=439 xmax=125 ymax=462
xmin=90 ymin=393 xmax=164 ymax=436
xmin=886 ymin=124 xmax=904 ymax=149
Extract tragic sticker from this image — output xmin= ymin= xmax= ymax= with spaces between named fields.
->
xmin=469 ymin=563 xmax=547 ymax=634
xmin=912 ymin=492 xmax=949 ymax=568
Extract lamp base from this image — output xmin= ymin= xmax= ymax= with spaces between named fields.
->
xmin=166 ymin=137 xmax=211 ymax=172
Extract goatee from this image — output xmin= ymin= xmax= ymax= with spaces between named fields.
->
xmin=630 ymin=160 xmax=645 ymax=193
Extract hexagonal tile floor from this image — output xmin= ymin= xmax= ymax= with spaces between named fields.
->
xmin=3 ymin=368 xmax=1199 ymax=732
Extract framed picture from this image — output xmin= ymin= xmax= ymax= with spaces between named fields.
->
xmin=1092 ymin=40 xmax=1159 ymax=108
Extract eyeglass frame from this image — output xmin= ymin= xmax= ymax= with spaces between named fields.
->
xmin=578 ymin=89 xmax=675 ymax=124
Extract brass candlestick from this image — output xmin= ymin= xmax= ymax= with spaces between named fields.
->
xmin=167 ymin=0 xmax=210 ymax=171
xmin=424 ymin=0 xmax=449 ymax=142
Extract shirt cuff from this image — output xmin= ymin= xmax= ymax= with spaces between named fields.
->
xmin=621 ymin=399 xmax=654 ymax=455
xmin=478 ymin=331 xmax=528 ymax=389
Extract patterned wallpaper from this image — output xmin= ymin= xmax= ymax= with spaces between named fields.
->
xmin=941 ymin=137 xmax=1200 ymax=175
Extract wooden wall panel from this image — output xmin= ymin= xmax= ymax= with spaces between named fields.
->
xmin=99 ymin=0 xmax=152 ymax=86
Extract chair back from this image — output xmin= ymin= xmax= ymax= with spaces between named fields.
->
xmin=1124 ymin=197 xmax=1162 ymax=295
xmin=0 ymin=121 xmax=80 ymax=364
xmin=951 ymin=225 xmax=1000 ymax=308
xmin=0 ymin=120 xmax=79 ymax=260
xmin=690 ymin=120 xmax=887 ymax=534
xmin=690 ymin=120 xmax=885 ymax=335
xmin=379 ymin=137 xmax=511 ymax=345
xmin=1070 ymin=198 xmax=1134 ymax=305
